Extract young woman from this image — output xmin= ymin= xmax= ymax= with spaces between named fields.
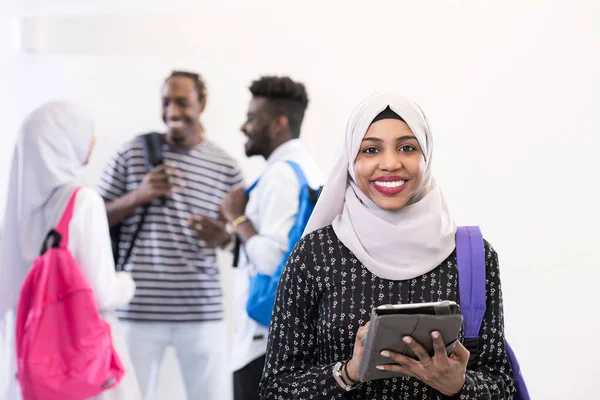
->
xmin=0 ymin=101 xmax=142 ymax=400
xmin=260 ymin=93 xmax=515 ymax=399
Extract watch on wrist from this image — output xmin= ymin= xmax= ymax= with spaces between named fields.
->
xmin=332 ymin=361 xmax=359 ymax=391
xmin=220 ymin=223 xmax=236 ymax=251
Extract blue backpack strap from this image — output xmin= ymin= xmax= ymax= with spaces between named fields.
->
xmin=455 ymin=226 xmax=487 ymax=366
xmin=246 ymin=161 xmax=308 ymax=196
xmin=285 ymin=160 xmax=309 ymax=187
xmin=239 ymin=162 xmax=305 ymax=270
xmin=244 ymin=178 xmax=260 ymax=196
xmin=274 ymin=160 xmax=310 ymax=271
xmin=245 ymin=160 xmax=316 ymax=327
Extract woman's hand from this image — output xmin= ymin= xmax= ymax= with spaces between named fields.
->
xmin=377 ymin=331 xmax=469 ymax=397
xmin=344 ymin=321 xmax=370 ymax=382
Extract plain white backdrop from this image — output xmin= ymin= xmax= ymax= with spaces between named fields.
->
xmin=1 ymin=1 xmax=600 ymax=398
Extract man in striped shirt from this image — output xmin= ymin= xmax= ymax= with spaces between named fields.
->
xmin=98 ymin=71 xmax=243 ymax=400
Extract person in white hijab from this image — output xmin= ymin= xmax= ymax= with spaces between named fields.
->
xmin=0 ymin=101 xmax=141 ymax=400
xmin=260 ymin=93 xmax=515 ymax=399
xmin=304 ymin=92 xmax=457 ymax=280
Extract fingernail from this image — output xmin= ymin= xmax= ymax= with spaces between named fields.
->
xmin=380 ymin=351 xmax=390 ymax=357
xmin=432 ymin=331 xmax=440 ymax=339
xmin=403 ymin=337 xmax=412 ymax=344
xmin=376 ymin=366 xmax=385 ymax=370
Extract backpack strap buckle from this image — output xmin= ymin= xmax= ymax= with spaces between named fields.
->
xmin=308 ymin=187 xmax=322 ymax=202
xmin=40 ymin=230 xmax=62 ymax=255
xmin=463 ymin=337 xmax=480 ymax=369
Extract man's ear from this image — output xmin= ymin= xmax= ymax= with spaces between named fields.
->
xmin=269 ymin=115 xmax=289 ymax=139
xmin=199 ymin=93 xmax=207 ymax=113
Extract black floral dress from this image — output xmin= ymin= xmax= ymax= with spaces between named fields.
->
xmin=260 ymin=226 xmax=515 ymax=400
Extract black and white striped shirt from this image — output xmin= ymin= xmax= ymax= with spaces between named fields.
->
xmin=98 ymin=136 xmax=243 ymax=322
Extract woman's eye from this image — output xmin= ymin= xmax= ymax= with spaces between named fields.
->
xmin=363 ymin=147 xmax=379 ymax=155
xmin=399 ymin=145 xmax=415 ymax=152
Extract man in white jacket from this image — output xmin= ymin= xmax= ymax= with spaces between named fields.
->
xmin=194 ymin=76 xmax=324 ymax=400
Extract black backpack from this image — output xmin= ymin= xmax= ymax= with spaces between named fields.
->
xmin=110 ymin=132 xmax=164 ymax=270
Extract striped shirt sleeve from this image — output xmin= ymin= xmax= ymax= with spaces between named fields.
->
xmin=98 ymin=144 xmax=130 ymax=201
xmin=228 ymin=163 xmax=244 ymax=189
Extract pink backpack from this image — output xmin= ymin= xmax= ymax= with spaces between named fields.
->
xmin=15 ymin=187 xmax=125 ymax=400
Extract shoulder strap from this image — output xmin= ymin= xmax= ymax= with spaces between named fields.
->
xmin=285 ymin=160 xmax=309 ymax=187
xmin=54 ymin=186 xmax=85 ymax=249
xmin=456 ymin=226 xmax=487 ymax=338
xmin=236 ymin=161 xmax=310 ymax=268
xmin=457 ymin=227 xmax=530 ymax=399
xmin=456 ymin=226 xmax=487 ymax=366
xmin=244 ymin=178 xmax=260 ymax=196
xmin=140 ymin=132 xmax=165 ymax=170
xmin=285 ymin=160 xmax=322 ymax=201
xmin=244 ymin=160 xmax=309 ymax=197
xmin=115 ymin=133 xmax=162 ymax=270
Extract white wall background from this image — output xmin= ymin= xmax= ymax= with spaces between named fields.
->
xmin=1 ymin=0 xmax=600 ymax=398
xmin=0 ymin=0 xmax=19 ymax=211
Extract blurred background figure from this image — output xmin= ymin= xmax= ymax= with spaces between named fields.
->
xmin=192 ymin=76 xmax=324 ymax=400
xmin=0 ymin=101 xmax=141 ymax=400
xmin=97 ymin=71 xmax=243 ymax=400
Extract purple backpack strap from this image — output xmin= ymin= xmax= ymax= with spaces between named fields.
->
xmin=505 ymin=341 xmax=530 ymax=399
xmin=456 ymin=226 xmax=530 ymax=400
xmin=455 ymin=226 xmax=487 ymax=342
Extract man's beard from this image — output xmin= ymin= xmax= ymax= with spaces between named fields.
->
xmin=245 ymin=130 xmax=271 ymax=157
xmin=170 ymin=133 xmax=186 ymax=145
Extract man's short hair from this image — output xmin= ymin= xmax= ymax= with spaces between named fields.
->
xmin=165 ymin=71 xmax=207 ymax=102
xmin=249 ymin=76 xmax=309 ymax=138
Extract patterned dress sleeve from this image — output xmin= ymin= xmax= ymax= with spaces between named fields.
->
xmin=450 ymin=241 xmax=516 ymax=400
xmin=259 ymin=237 xmax=347 ymax=399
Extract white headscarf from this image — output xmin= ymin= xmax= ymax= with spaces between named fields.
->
xmin=304 ymin=92 xmax=456 ymax=281
xmin=0 ymin=101 xmax=94 ymax=317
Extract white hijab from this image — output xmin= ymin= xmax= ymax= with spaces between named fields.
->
xmin=0 ymin=101 xmax=94 ymax=317
xmin=304 ymin=92 xmax=456 ymax=281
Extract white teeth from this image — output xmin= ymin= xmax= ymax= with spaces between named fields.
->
xmin=168 ymin=121 xmax=184 ymax=128
xmin=374 ymin=180 xmax=405 ymax=188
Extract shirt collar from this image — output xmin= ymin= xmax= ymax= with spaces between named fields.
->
xmin=265 ymin=139 xmax=304 ymax=169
